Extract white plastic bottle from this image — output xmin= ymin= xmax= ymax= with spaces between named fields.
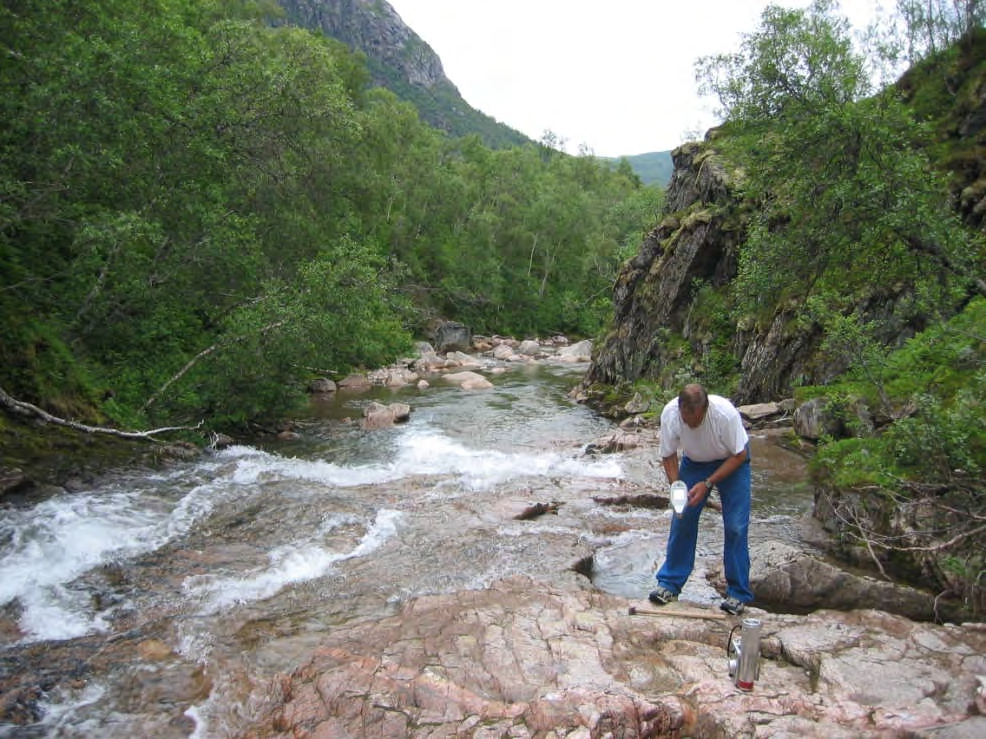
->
xmin=670 ymin=480 xmax=688 ymax=518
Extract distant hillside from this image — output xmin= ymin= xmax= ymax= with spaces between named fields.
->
xmin=274 ymin=1 xmax=672 ymax=186
xmin=607 ymin=151 xmax=674 ymax=186
xmin=274 ymin=0 xmax=530 ymax=149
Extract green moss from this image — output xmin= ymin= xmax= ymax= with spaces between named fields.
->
xmin=680 ymin=208 xmax=715 ymax=229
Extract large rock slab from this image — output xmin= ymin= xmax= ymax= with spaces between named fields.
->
xmin=248 ymin=576 xmax=986 ymax=738
xmin=739 ymin=541 xmax=941 ymax=620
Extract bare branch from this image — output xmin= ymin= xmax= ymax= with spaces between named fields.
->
xmin=1 ymin=385 xmax=201 ymax=441
xmin=142 ymin=320 xmax=286 ymax=411
xmin=142 ymin=342 xmax=221 ymax=412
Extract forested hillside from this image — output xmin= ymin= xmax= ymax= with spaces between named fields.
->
xmin=0 ymin=0 xmax=661 ymax=433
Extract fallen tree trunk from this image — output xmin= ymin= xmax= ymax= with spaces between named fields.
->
xmin=0 ymin=385 xmax=201 ymax=441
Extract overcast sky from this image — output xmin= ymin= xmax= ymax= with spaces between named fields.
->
xmin=385 ymin=0 xmax=887 ymax=157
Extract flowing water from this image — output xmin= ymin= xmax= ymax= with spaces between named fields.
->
xmin=0 ymin=361 xmax=812 ymax=737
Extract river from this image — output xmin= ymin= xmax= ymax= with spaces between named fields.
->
xmin=0 ymin=360 xmax=812 ymax=737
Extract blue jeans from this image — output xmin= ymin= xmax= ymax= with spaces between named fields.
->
xmin=656 ymin=448 xmax=753 ymax=602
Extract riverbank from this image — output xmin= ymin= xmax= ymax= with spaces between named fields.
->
xmin=2 ymin=350 xmax=985 ymax=736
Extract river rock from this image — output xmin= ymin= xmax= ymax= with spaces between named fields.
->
xmin=442 ymin=371 xmax=493 ymax=390
xmin=738 ymin=401 xmax=779 ymax=420
xmin=517 ymin=339 xmax=541 ymax=356
xmin=793 ymin=396 xmax=841 ymax=440
xmin=0 ymin=468 xmax=31 ymax=499
xmin=585 ymin=429 xmax=646 ymax=454
xmin=368 ymin=366 xmax=420 ymax=387
xmin=492 ymin=343 xmax=523 ymax=361
xmin=444 ymin=350 xmax=482 ymax=367
xmin=556 ymin=339 xmax=592 ymax=362
xmin=361 ymin=401 xmax=411 ymax=429
xmin=624 ymin=391 xmax=650 ymax=414
xmin=471 ymin=335 xmax=494 ymax=352
xmin=337 ymin=373 xmax=372 ymax=391
xmin=735 ymin=541 xmax=940 ymax=620
xmin=247 ymin=575 xmax=986 ymax=738
xmin=434 ymin=321 xmax=472 ymax=353
xmin=307 ymin=377 xmax=337 ymax=394
xmin=411 ymin=342 xmax=444 ymax=371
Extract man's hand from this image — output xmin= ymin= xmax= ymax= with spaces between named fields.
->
xmin=687 ymin=481 xmax=710 ymax=507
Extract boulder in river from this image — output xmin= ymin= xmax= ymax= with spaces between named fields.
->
xmin=434 ymin=321 xmax=472 ymax=353
xmin=442 ymin=371 xmax=494 ymax=390
xmin=361 ymin=401 xmax=411 ymax=429
xmin=724 ymin=541 xmax=945 ymax=621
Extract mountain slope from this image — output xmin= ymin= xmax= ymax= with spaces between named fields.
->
xmin=274 ymin=0 xmax=531 ymax=149
xmin=606 ymin=151 xmax=674 ymax=186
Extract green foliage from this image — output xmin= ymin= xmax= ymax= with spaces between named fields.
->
xmin=693 ymin=0 xmax=982 ymax=374
xmin=885 ymin=388 xmax=984 ymax=478
xmin=813 ymin=297 xmax=986 ymax=482
xmin=812 ymin=436 xmax=897 ymax=489
xmin=684 ymin=280 xmax=742 ymax=393
xmin=0 ymin=0 xmax=653 ymax=430
xmin=700 ymin=1 xmax=978 ymax=325
xmin=697 ymin=0 xmax=869 ymax=121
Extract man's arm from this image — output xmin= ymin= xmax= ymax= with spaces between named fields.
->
xmin=662 ymin=454 xmax=680 ymax=486
xmin=688 ymin=449 xmax=748 ymax=507
xmin=708 ymin=449 xmax=748 ymax=487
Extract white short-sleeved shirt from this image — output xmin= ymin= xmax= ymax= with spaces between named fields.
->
xmin=659 ymin=394 xmax=749 ymax=462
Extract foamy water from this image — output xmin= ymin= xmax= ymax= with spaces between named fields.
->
xmin=182 ymin=508 xmax=404 ymax=614
xmin=0 ymin=490 xmax=176 ymax=641
xmin=0 ymin=423 xmax=624 ymax=645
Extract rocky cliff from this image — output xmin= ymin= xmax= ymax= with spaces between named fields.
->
xmin=276 ymin=0 xmax=447 ymax=88
xmin=579 ymin=32 xmax=986 ymax=417
xmin=577 ymin=135 xmax=823 ymax=410
xmin=274 ymin=0 xmax=530 ymax=148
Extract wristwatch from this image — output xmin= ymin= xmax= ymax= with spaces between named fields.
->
xmin=704 ymin=479 xmax=714 ymax=490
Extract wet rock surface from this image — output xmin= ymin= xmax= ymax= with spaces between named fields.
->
xmin=720 ymin=541 xmax=951 ymax=621
xmin=248 ymin=575 xmax=986 ymax=738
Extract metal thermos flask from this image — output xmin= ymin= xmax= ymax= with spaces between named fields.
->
xmin=727 ymin=618 xmax=762 ymax=691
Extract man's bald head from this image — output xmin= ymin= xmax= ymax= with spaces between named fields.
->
xmin=679 ymin=384 xmax=708 ymax=412
xmin=678 ymin=384 xmax=709 ymax=428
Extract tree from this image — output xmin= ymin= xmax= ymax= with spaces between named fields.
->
xmin=695 ymin=0 xmax=982 ymax=337
xmin=894 ymin=0 xmax=986 ymax=60
xmin=0 ymin=0 xmax=410 ymax=426
xmin=695 ymin=0 xmax=870 ymax=122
